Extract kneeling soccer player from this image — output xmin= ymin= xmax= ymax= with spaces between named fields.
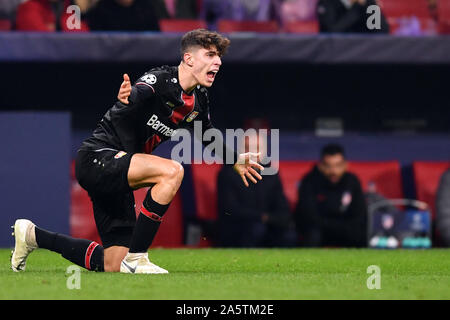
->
xmin=11 ymin=29 xmax=263 ymax=274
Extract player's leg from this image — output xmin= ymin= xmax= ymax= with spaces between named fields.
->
xmin=88 ymin=189 xmax=136 ymax=272
xmin=11 ymin=220 xmax=130 ymax=273
xmin=103 ymin=246 xmax=129 ymax=272
xmin=11 ymin=219 xmax=104 ymax=272
xmin=13 ymin=150 xmax=184 ymax=273
xmin=11 ymin=149 xmax=135 ymax=273
xmin=120 ymin=154 xmax=184 ymax=274
xmin=12 ymin=198 xmax=135 ymax=273
xmin=127 ymin=153 xmax=184 ymax=204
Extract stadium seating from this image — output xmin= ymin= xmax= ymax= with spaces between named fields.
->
xmin=159 ymin=19 xmax=207 ymax=32
xmin=0 ymin=19 xmax=11 ymax=31
xmin=70 ymin=162 xmax=184 ymax=247
xmin=378 ymin=0 xmax=431 ymax=18
xmin=283 ymin=21 xmax=319 ymax=34
xmin=378 ymin=0 xmax=437 ymax=34
xmin=217 ymin=20 xmax=279 ymax=33
xmin=438 ymin=0 xmax=450 ymax=34
xmin=72 ymin=160 xmax=450 ymax=247
xmin=413 ymin=161 xmax=450 ymax=217
xmin=191 ymin=161 xmax=404 ymax=221
xmin=347 ymin=161 xmax=403 ymax=199
xmin=386 ymin=17 xmax=437 ymax=35
xmin=278 ymin=161 xmax=315 ymax=210
xmin=191 ymin=163 xmax=222 ymax=221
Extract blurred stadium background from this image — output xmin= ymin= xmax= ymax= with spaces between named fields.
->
xmin=1 ymin=0 xmax=450 ymax=252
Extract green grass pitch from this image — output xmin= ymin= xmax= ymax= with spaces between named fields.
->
xmin=1 ymin=248 xmax=449 ymax=300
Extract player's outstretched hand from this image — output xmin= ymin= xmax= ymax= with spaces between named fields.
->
xmin=233 ymin=152 xmax=264 ymax=187
xmin=118 ymin=73 xmax=131 ymax=104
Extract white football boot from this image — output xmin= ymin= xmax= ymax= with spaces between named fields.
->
xmin=120 ymin=252 xmax=169 ymax=274
xmin=11 ymin=219 xmax=38 ymax=272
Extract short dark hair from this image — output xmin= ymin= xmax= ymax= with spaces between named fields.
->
xmin=320 ymin=143 xmax=345 ymax=159
xmin=180 ymin=29 xmax=230 ymax=60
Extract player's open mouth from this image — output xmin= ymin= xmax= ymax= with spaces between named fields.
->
xmin=207 ymin=70 xmax=218 ymax=81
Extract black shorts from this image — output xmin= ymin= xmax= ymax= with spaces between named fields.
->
xmin=75 ymin=149 xmax=136 ymax=248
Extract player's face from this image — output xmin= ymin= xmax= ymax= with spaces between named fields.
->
xmin=190 ymin=46 xmax=222 ymax=87
xmin=319 ymin=154 xmax=347 ymax=184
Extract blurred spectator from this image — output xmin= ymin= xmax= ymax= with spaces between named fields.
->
xmin=0 ymin=0 xmax=27 ymax=21
xmin=394 ymin=17 xmax=423 ymax=36
xmin=16 ymin=0 xmax=89 ymax=31
xmin=275 ymin=0 xmax=318 ymax=26
xmin=427 ymin=0 xmax=438 ymax=22
xmin=217 ymin=131 xmax=296 ymax=248
xmin=294 ymin=144 xmax=367 ymax=247
xmin=201 ymin=0 xmax=278 ymax=29
xmin=74 ymin=0 xmax=99 ymax=13
xmin=317 ymin=0 xmax=389 ymax=33
xmin=151 ymin=0 xmax=199 ymax=20
xmin=436 ymin=169 xmax=450 ymax=246
xmin=86 ymin=0 xmax=159 ymax=31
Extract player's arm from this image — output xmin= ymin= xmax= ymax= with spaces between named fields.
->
xmin=199 ymin=97 xmax=263 ymax=187
xmin=117 ymin=74 xmax=131 ymax=104
xmin=233 ymin=153 xmax=264 ymax=187
xmin=117 ymin=73 xmax=158 ymax=105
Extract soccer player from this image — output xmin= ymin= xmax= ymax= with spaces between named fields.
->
xmin=11 ymin=29 xmax=263 ymax=274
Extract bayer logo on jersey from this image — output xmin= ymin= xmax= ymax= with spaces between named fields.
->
xmin=186 ymin=111 xmax=199 ymax=123
xmin=141 ymin=74 xmax=157 ymax=85
xmin=114 ymin=151 xmax=127 ymax=159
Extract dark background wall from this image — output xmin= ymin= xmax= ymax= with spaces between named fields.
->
xmin=0 ymin=62 xmax=449 ymax=133
xmin=0 ymin=112 xmax=70 ymax=247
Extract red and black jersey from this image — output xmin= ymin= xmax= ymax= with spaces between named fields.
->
xmin=80 ymin=65 xmax=236 ymax=163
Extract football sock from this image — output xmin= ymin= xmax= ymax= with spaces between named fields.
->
xmin=35 ymin=227 xmax=104 ymax=272
xmin=128 ymin=187 xmax=170 ymax=253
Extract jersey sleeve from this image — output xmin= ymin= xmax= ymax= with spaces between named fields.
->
xmin=128 ymin=70 xmax=171 ymax=104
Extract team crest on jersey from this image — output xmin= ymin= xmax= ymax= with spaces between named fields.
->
xmin=140 ymin=74 xmax=157 ymax=85
xmin=114 ymin=151 xmax=127 ymax=159
xmin=341 ymin=191 xmax=352 ymax=205
xmin=186 ymin=111 xmax=199 ymax=123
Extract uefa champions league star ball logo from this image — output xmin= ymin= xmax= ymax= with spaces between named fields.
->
xmin=382 ymin=214 xmax=394 ymax=230
xmin=141 ymin=74 xmax=157 ymax=85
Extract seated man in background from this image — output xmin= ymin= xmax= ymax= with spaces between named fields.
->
xmin=436 ymin=168 xmax=450 ymax=247
xmin=217 ymin=130 xmax=296 ymax=248
xmin=294 ymin=144 xmax=367 ymax=247
xmin=276 ymin=0 xmax=318 ymax=26
xmin=317 ymin=0 xmax=389 ymax=33
xmin=74 ymin=0 xmax=99 ymax=13
xmin=201 ymin=0 xmax=278 ymax=30
xmin=151 ymin=0 xmax=199 ymax=20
